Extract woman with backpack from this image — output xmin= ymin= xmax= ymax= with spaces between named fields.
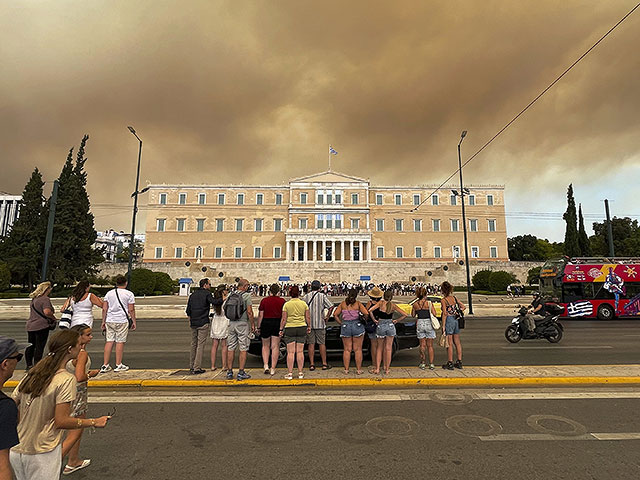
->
xmin=60 ymin=280 xmax=104 ymax=330
xmin=333 ymin=288 xmax=369 ymax=375
xmin=25 ymin=282 xmax=57 ymax=371
xmin=440 ymin=281 xmax=465 ymax=370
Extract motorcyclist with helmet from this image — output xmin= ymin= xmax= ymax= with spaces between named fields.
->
xmin=524 ymin=292 xmax=546 ymax=336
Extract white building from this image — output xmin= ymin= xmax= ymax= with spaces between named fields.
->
xmin=94 ymin=229 xmax=145 ymax=263
xmin=0 ymin=193 xmax=21 ymax=237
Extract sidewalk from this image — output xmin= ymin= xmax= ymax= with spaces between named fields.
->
xmin=6 ymin=365 xmax=640 ymax=389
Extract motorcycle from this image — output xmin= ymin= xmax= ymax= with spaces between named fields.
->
xmin=505 ymin=303 xmax=564 ymax=343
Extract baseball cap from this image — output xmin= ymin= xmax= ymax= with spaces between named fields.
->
xmin=0 ymin=336 xmax=30 ymax=362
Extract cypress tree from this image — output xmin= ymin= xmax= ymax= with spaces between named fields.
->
xmin=577 ymin=204 xmax=591 ymax=256
xmin=563 ymin=184 xmax=580 ymax=258
xmin=0 ymin=168 xmax=47 ymax=287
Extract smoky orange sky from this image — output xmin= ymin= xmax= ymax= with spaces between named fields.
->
xmin=1 ymin=0 xmax=639 ymax=241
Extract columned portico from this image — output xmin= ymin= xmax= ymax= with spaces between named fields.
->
xmin=285 ymin=233 xmax=372 ymax=262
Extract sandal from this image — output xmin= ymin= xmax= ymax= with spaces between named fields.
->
xmin=298 ymin=372 xmax=304 ymax=379
xmin=309 ymin=365 xmax=316 ymax=371
xmin=63 ymin=459 xmax=91 ymax=475
xmin=322 ymin=364 xmax=332 ymax=370
xmin=356 ymin=370 xmax=364 ymax=375
xmin=284 ymin=373 xmax=293 ymax=380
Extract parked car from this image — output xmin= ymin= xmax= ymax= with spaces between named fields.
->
xmin=396 ymin=295 xmax=443 ymax=317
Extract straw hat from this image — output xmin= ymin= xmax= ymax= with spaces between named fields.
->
xmin=367 ymin=286 xmax=383 ymax=299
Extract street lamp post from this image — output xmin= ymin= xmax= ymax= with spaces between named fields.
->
xmin=457 ymin=130 xmax=474 ymax=314
xmin=127 ymin=126 xmax=143 ymax=284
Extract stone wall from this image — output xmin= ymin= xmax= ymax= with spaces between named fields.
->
xmin=99 ymin=260 xmax=542 ymax=285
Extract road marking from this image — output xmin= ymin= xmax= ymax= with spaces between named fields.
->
xmin=477 ymin=392 xmax=640 ymax=400
xmin=501 ymin=346 xmax=613 ymax=349
xmin=479 ymin=433 xmax=640 ymax=441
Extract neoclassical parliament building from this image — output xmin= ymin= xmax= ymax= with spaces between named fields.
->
xmin=143 ymin=171 xmax=508 ymax=265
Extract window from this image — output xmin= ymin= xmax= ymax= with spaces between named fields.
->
xmin=451 ymin=219 xmax=459 ymax=232
xmin=159 ymin=193 xmax=167 ymax=205
xmin=488 ymin=219 xmax=496 ymax=232
xmin=316 ymin=215 xmax=324 ymax=229
xmin=317 ymin=192 xmax=324 ymax=205
xmin=434 ymin=246 xmax=442 ymax=258
xmin=432 ymin=219 xmax=440 ymax=232
xmin=175 ymin=247 xmax=183 ymax=259
xmin=351 ymin=193 xmax=359 ymax=205
xmin=396 ymin=247 xmax=404 ymax=258
xmin=218 ymin=193 xmax=225 ymax=205
xmin=468 ymin=195 xmax=475 ymax=206
xmin=256 ymin=193 xmax=263 ymax=205
xmin=413 ymin=219 xmax=422 ymax=232
xmin=255 ymin=219 xmax=263 ymax=232
xmin=234 ymin=247 xmax=242 ymax=259
xmin=395 ymin=194 xmax=402 ymax=206
xmin=237 ymin=193 xmax=244 ymax=205
xmin=274 ymin=218 xmax=282 ymax=232
xmin=196 ymin=219 xmax=205 ymax=232
xmin=351 ymin=218 xmax=360 ymax=229
xmin=450 ymin=194 xmax=457 ymax=206
xmin=215 ymin=247 xmax=222 ymax=259
xmin=326 ymin=214 xmax=332 ymax=229
xmin=334 ymin=215 xmax=342 ymax=229
xmin=300 ymin=193 xmax=308 ymax=205
xmin=235 ymin=219 xmax=243 ymax=232
xmin=195 ymin=246 xmax=203 ymax=259
xmin=453 ymin=246 xmax=461 ymax=258
xmin=198 ymin=193 xmax=206 ymax=205
xmin=376 ymin=219 xmax=384 ymax=231
xmin=490 ymin=246 xmax=498 ymax=258
xmin=413 ymin=194 xmax=421 ymax=206
xmin=176 ymin=218 xmax=185 ymax=232
xmin=299 ymin=218 xmax=308 ymax=229
xmin=471 ymin=246 xmax=479 ymax=258
xmin=395 ymin=219 xmax=403 ymax=232
xmin=326 ymin=193 xmax=333 ymax=205
xmin=273 ymin=246 xmax=281 ymax=259
xmin=179 ymin=193 xmax=187 ymax=205
xmin=377 ymin=246 xmax=384 ymax=258
xmin=432 ymin=194 xmax=439 ymax=206
xmin=156 ymin=219 xmax=165 ymax=232
xmin=376 ymin=194 xmax=383 ymax=205
xmin=154 ymin=247 xmax=163 ymax=259
xmin=254 ymin=247 xmax=262 ymax=259
xmin=469 ymin=219 xmax=478 ymax=232
xmin=335 ymin=192 xmax=342 ymax=204
xmin=275 ymin=193 xmax=283 ymax=205
xmin=415 ymin=246 xmax=423 ymax=258
xmin=487 ymin=194 xmax=494 ymax=206
xmin=216 ymin=219 xmax=224 ymax=232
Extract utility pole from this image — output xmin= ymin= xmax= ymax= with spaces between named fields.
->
xmin=457 ymin=130 xmax=473 ymax=315
xmin=41 ymin=180 xmax=59 ymax=282
xmin=604 ymin=199 xmax=614 ymax=257
xmin=127 ymin=126 xmax=143 ymax=284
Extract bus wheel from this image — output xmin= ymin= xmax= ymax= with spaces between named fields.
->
xmin=505 ymin=325 xmax=521 ymax=343
xmin=597 ymin=304 xmax=615 ymax=320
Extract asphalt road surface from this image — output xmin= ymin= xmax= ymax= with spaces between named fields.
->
xmin=29 ymin=388 xmax=640 ymax=480
xmin=2 ymin=317 xmax=638 ymax=368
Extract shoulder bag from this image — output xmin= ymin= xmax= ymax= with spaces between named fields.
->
xmin=59 ymin=297 xmax=73 ymax=329
xmin=114 ymin=288 xmax=134 ymax=329
xmin=428 ymin=301 xmax=441 ymax=330
xmin=453 ymin=296 xmax=465 ymax=329
xmin=32 ymin=300 xmax=57 ymax=331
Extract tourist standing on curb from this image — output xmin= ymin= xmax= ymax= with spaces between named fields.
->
xmin=10 ymin=330 xmax=110 ymax=480
xmin=333 ymin=289 xmax=369 ymax=375
xmin=225 ymin=279 xmax=254 ymax=381
xmin=0 ymin=336 xmax=29 ymax=480
xmin=280 ymin=286 xmax=310 ymax=380
xmin=61 ymin=280 xmax=104 ymax=330
xmin=412 ymin=287 xmax=438 ymax=370
xmin=26 ymin=282 xmax=56 ymax=371
xmin=368 ymin=290 xmax=407 ymax=375
xmin=258 ymin=284 xmax=285 ymax=376
xmin=364 ymin=286 xmax=383 ymax=373
xmin=210 ymin=286 xmax=229 ymax=372
xmin=100 ymin=275 xmax=136 ymax=373
xmin=303 ymin=280 xmax=334 ymax=371
xmin=61 ymin=324 xmax=100 ymax=475
xmin=440 ymin=281 xmax=465 ymax=370
xmin=185 ymin=278 xmax=215 ymax=375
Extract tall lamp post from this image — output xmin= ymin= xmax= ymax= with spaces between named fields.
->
xmin=127 ymin=126 xmax=145 ymax=284
xmin=454 ymin=130 xmax=474 ymax=314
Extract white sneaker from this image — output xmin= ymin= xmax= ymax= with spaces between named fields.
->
xmin=114 ymin=364 xmax=129 ymax=372
xmin=99 ymin=364 xmax=112 ymax=374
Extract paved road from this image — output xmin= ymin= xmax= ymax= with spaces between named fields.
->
xmin=33 ymin=388 xmax=640 ymax=479
xmin=2 ymin=317 xmax=638 ymax=369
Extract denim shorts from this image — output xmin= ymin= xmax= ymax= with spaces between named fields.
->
xmin=376 ymin=321 xmax=396 ymax=338
xmin=416 ymin=319 xmax=436 ymax=339
xmin=340 ymin=320 xmax=365 ymax=338
xmin=445 ymin=316 xmax=460 ymax=335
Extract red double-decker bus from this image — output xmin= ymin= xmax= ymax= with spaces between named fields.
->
xmin=539 ymin=257 xmax=640 ymax=320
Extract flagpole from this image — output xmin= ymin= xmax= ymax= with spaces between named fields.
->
xmin=328 ymin=144 xmax=331 ymax=172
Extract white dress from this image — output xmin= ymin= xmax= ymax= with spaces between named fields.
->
xmin=70 ymin=294 xmax=96 ymax=329
xmin=210 ymin=302 xmax=230 ymax=340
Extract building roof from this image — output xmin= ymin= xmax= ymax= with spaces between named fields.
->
xmin=289 ymin=170 xmax=368 ymax=184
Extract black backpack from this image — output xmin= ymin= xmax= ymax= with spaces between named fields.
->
xmin=224 ymin=292 xmax=247 ymax=321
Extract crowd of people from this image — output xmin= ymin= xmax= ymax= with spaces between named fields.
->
xmin=248 ymin=281 xmax=441 ymax=298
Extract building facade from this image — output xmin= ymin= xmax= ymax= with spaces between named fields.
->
xmin=0 ymin=193 xmax=21 ymax=237
xmin=94 ymin=230 xmax=146 ymax=263
xmin=143 ymin=171 xmax=508 ymax=264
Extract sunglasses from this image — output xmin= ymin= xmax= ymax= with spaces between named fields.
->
xmin=7 ymin=353 xmax=23 ymax=362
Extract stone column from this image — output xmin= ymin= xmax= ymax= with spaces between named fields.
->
xmin=341 ymin=240 xmax=346 ymax=262
xmin=286 ymin=240 xmax=291 ymax=262
xmin=322 ymin=240 xmax=327 ymax=262
xmin=331 ymin=240 xmax=336 ymax=262
xmin=367 ymin=241 xmax=372 ymax=262
xmin=313 ymin=241 xmax=318 ymax=262
xmin=358 ymin=240 xmax=363 ymax=261
xmin=303 ymin=240 xmax=308 ymax=262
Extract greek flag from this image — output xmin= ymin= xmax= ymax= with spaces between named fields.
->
xmin=566 ymin=301 xmax=593 ymax=317
xmin=329 ymin=146 xmax=338 ymax=155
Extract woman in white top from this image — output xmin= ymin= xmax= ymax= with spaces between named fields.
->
xmin=210 ymin=286 xmax=230 ymax=372
xmin=61 ymin=280 xmax=104 ymax=329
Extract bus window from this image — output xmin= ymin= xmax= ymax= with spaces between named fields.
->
xmin=594 ymin=284 xmax=615 ymax=300
xmin=562 ymin=283 xmax=583 ymax=303
xmin=624 ymin=283 xmax=640 ymax=299
xmin=581 ymin=282 xmax=594 ymax=300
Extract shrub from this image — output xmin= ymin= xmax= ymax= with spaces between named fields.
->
xmin=129 ymin=268 xmax=156 ymax=296
xmin=153 ymin=272 xmax=174 ymax=295
xmin=527 ymin=267 xmax=542 ymax=286
xmin=488 ymin=270 xmax=517 ymax=293
xmin=472 ymin=270 xmax=492 ymax=291
xmin=0 ymin=262 xmax=10 ymax=291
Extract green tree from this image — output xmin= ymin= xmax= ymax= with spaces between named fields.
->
xmin=563 ymin=184 xmax=580 ymax=257
xmin=527 ymin=266 xmax=542 ymax=285
xmin=577 ymin=204 xmax=591 ymax=256
xmin=0 ymin=168 xmax=47 ymax=288
xmin=128 ymin=268 xmax=156 ymax=295
xmin=153 ymin=272 xmax=174 ymax=295
xmin=590 ymin=217 xmax=640 ymax=257
xmin=508 ymin=235 xmax=563 ymax=261
xmin=0 ymin=261 xmax=11 ymax=290
xmin=48 ymin=136 xmax=104 ymax=285
xmin=488 ymin=271 xmax=517 ymax=293
xmin=116 ymin=240 xmax=143 ymax=264
xmin=472 ymin=270 xmax=492 ymax=290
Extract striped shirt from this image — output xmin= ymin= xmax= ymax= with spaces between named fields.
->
xmin=303 ymin=291 xmax=334 ymax=329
